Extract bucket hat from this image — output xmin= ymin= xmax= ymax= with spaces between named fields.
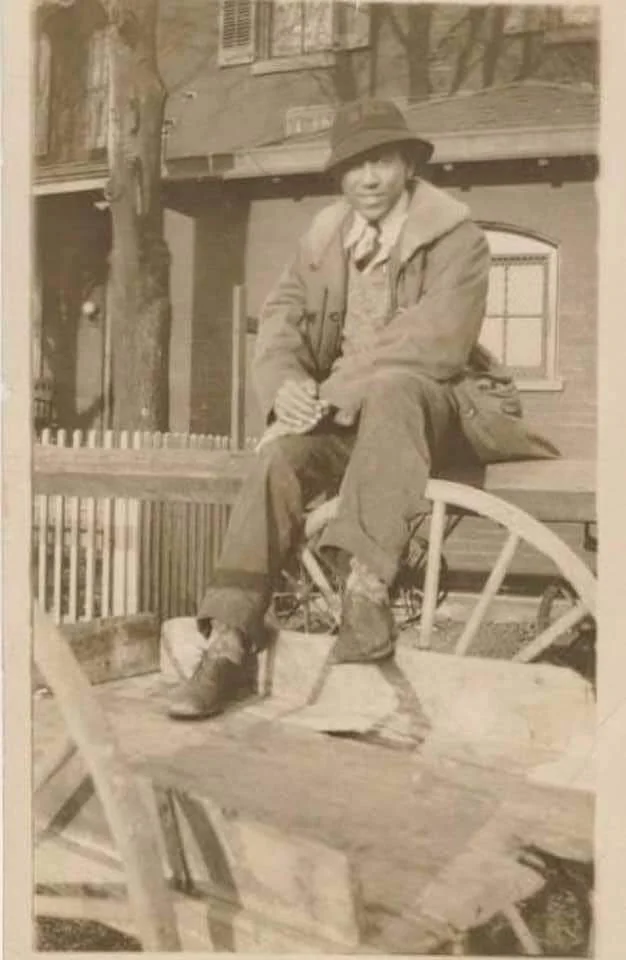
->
xmin=326 ymin=98 xmax=434 ymax=172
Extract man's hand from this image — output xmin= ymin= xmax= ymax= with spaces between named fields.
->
xmin=274 ymin=378 xmax=329 ymax=432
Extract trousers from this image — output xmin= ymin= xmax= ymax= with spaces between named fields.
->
xmin=197 ymin=373 xmax=459 ymax=636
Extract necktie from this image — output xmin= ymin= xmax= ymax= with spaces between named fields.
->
xmin=352 ymin=222 xmax=381 ymax=271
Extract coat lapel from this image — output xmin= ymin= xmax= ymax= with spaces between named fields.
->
xmin=305 ymin=181 xmax=471 ymax=271
xmin=397 ymin=180 xmax=470 ymax=264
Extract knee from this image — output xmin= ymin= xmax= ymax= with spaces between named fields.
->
xmin=257 ymin=433 xmax=310 ymax=478
xmin=363 ymin=372 xmax=432 ymax=415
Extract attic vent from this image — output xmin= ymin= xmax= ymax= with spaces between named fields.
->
xmin=219 ymin=0 xmax=256 ymax=66
xmin=285 ymin=105 xmax=336 ymax=138
xmin=285 ymin=97 xmax=409 ymax=139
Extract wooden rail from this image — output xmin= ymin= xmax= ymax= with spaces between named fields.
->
xmin=33 ymin=445 xmax=251 ymax=503
xmin=33 ymin=446 xmax=596 ymax=523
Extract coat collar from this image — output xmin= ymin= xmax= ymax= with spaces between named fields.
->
xmin=304 ymin=180 xmax=471 ymax=269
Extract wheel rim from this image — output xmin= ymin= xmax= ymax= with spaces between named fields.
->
xmin=302 ymin=482 xmax=596 ymax=662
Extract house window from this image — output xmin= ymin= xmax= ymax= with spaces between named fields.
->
xmin=557 ymin=6 xmax=598 ymax=27
xmin=218 ymin=0 xmax=370 ymax=72
xmin=85 ymin=27 xmax=109 ymax=152
xmin=34 ymin=32 xmax=52 ymax=158
xmin=481 ymin=228 xmax=561 ymax=390
xmin=503 ymin=7 xmax=545 ymax=34
xmin=269 ymin=0 xmax=334 ymax=58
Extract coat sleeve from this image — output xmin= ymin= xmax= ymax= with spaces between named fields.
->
xmin=252 ymin=245 xmax=318 ymax=424
xmin=319 ymin=221 xmax=490 ymax=411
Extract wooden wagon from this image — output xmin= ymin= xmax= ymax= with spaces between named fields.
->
xmin=33 ymin=447 xmax=596 ymax=954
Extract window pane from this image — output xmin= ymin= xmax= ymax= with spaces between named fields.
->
xmin=271 ymin=0 xmax=304 ymax=56
xmin=560 ymin=6 xmax=598 ymax=26
xmin=85 ymin=29 xmax=109 ymax=151
xmin=506 ymin=261 xmax=545 ymax=316
xmin=304 ymin=0 xmax=333 ymax=52
xmin=342 ymin=2 xmax=370 ymax=48
xmin=486 ymin=264 xmax=505 ymax=316
xmin=479 ymin=316 xmax=505 ymax=362
xmin=506 ymin=316 xmax=544 ymax=368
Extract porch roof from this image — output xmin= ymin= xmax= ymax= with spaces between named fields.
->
xmin=221 ymin=82 xmax=599 ymax=180
xmin=33 ymin=82 xmax=599 ymax=194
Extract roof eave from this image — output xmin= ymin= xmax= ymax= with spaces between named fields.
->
xmin=222 ymin=124 xmax=599 ymax=180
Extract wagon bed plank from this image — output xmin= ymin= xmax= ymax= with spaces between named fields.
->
xmin=34 ymin=669 xmax=593 ymax=952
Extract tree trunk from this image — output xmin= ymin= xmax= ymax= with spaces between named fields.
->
xmin=450 ymin=7 xmax=487 ymax=94
xmin=105 ymin=0 xmax=170 ymax=431
xmin=482 ymin=6 xmax=507 ymax=89
xmin=406 ymin=4 xmax=433 ymax=102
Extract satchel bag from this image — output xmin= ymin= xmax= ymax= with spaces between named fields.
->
xmin=452 ymin=348 xmax=560 ymax=464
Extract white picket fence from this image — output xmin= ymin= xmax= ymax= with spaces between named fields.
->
xmin=33 ymin=428 xmax=257 ymax=625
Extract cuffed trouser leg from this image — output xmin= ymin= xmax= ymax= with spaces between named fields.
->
xmin=320 ymin=373 xmax=458 ymax=584
xmin=197 ymin=428 xmax=353 ymax=636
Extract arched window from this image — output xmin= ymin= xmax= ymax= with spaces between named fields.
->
xmin=480 ymin=226 xmax=561 ymax=390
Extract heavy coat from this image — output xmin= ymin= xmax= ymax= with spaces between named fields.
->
xmin=253 ymin=179 xmax=559 ymax=463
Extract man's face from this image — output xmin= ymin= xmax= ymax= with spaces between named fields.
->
xmin=340 ymin=147 xmax=413 ymax=223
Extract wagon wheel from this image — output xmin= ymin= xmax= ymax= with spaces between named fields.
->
xmin=303 ymin=480 xmax=596 ymax=663
xmin=391 ymin=531 xmax=451 ymax=629
xmin=32 ymin=605 xmax=181 ymax=951
xmin=536 ymin=578 xmax=595 ymax=644
xmin=535 ymin=577 xmax=596 ymax=682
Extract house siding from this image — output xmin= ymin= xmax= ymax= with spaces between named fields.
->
xmin=156 ymin=1 xmax=598 ymax=167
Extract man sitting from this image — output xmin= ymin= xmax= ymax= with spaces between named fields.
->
xmin=167 ymin=98 xmax=555 ymax=721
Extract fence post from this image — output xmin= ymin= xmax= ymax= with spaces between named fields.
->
xmin=230 ymin=284 xmax=247 ymax=450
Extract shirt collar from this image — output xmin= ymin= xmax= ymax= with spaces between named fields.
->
xmin=343 ymin=189 xmax=410 ymax=255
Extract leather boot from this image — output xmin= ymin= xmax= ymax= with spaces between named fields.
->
xmin=167 ymin=624 xmax=254 ymax=720
xmin=332 ymin=560 xmax=396 ymax=664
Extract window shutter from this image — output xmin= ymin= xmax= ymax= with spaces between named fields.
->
xmin=340 ymin=1 xmax=370 ymax=50
xmin=34 ymin=32 xmax=51 ymax=158
xmin=219 ymin=0 xmax=256 ymax=66
xmin=85 ymin=28 xmax=109 ymax=152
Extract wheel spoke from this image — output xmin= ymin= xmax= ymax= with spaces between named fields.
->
xmin=419 ymin=498 xmax=447 ymax=649
xmin=514 ymin=601 xmax=589 ymax=663
xmin=300 ymin=546 xmax=341 ymax=627
xmin=501 ymin=903 xmax=542 ymax=955
xmin=454 ymin=532 xmax=520 ymax=656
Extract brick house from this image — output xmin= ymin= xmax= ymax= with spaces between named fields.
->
xmin=33 ymin=0 xmax=599 ymax=462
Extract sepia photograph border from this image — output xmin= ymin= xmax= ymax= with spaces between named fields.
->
xmin=3 ymin=0 xmax=626 ymax=957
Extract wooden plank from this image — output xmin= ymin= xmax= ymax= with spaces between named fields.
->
xmin=484 ymin=459 xmax=596 ymax=522
xmin=100 ymin=431 xmax=114 ymax=618
xmin=33 ymin=444 xmax=251 ymax=502
xmin=56 ymin=614 xmax=160 ymax=685
xmin=33 ymin=447 xmax=595 ymax=522
xmin=83 ymin=430 xmax=98 ymax=620
xmin=33 ymin=607 xmax=181 ymax=951
xmin=34 ymin=615 xmax=159 ymax=691
xmin=67 ymin=430 xmax=82 ymax=622
xmin=418 ymin=497 xmax=447 ymax=649
xmin=36 ymin=483 xmax=49 ymax=609
xmin=112 ymin=431 xmax=130 ymax=616
xmin=34 ymin=655 xmax=593 ymax=953
xmin=97 ymin=674 xmax=591 ymax=953
xmin=485 ymin=459 xmax=596 ymax=493
xmin=230 ymin=285 xmax=247 ymax=450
